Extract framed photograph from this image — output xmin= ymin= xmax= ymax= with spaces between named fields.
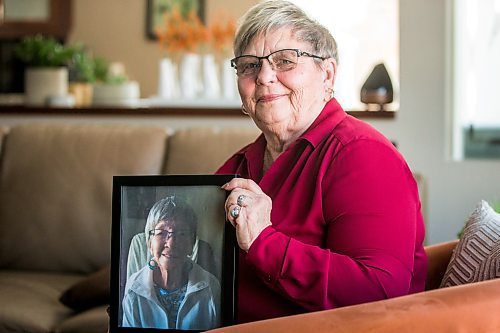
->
xmin=110 ymin=174 xmax=238 ymax=332
xmin=146 ymin=0 xmax=205 ymax=40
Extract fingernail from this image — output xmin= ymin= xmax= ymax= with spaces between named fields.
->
xmin=221 ymin=183 xmax=228 ymax=189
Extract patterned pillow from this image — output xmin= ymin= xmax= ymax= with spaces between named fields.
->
xmin=440 ymin=200 xmax=500 ymax=287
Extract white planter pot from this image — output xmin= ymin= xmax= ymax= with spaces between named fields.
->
xmin=24 ymin=67 xmax=68 ymax=106
xmin=92 ymin=81 xmax=140 ymax=107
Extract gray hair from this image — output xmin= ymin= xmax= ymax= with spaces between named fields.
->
xmin=234 ymin=0 xmax=338 ymax=64
xmin=144 ymin=195 xmax=198 ymax=243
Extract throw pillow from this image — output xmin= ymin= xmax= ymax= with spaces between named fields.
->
xmin=440 ymin=200 xmax=500 ymax=288
xmin=59 ymin=265 xmax=110 ymax=311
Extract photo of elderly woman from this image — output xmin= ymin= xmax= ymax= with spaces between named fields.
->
xmin=121 ymin=195 xmax=221 ymax=330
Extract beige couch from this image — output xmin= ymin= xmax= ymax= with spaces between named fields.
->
xmin=0 ymin=123 xmax=259 ymax=333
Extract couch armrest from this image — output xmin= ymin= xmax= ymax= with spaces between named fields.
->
xmin=424 ymin=239 xmax=459 ymax=290
xmin=209 ymin=278 xmax=500 ymax=333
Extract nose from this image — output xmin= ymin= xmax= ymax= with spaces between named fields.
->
xmin=256 ymin=59 xmax=277 ymax=86
xmin=164 ymin=234 xmax=175 ymax=247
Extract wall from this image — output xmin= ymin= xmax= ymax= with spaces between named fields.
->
xmin=5 ymin=0 xmax=500 ymax=244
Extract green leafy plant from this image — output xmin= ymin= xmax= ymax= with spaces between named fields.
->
xmin=68 ymin=45 xmax=96 ymax=83
xmin=14 ymin=35 xmax=74 ymax=67
xmin=92 ymin=57 xmax=128 ymax=85
xmin=92 ymin=57 xmax=109 ymax=83
xmin=67 ymin=49 xmax=128 ymax=85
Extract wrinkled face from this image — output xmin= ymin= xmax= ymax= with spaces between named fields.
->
xmin=149 ymin=219 xmax=194 ymax=270
xmin=236 ymin=28 xmax=335 ymax=135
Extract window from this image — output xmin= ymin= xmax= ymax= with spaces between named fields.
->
xmin=451 ymin=0 xmax=500 ymax=159
xmin=290 ymin=0 xmax=399 ymax=111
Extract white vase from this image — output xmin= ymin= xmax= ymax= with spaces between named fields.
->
xmin=157 ymin=58 xmax=179 ymax=99
xmin=24 ymin=67 xmax=68 ymax=106
xmin=221 ymin=58 xmax=238 ymax=100
xmin=179 ymin=53 xmax=202 ymax=99
xmin=202 ymin=54 xmax=220 ymax=99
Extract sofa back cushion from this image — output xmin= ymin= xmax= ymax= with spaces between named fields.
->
xmin=0 ymin=126 xmax=8 ymax=153
xmin=0 ymin=124 xmax=167 ymax=274
xmin=164 ymin=127 xmax=260 ymax=174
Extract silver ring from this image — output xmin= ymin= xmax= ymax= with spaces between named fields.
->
xmin=237 ymin=194 xmax=246 ymax=207
xmin=230 ymin=205 xmax=241 ymax=219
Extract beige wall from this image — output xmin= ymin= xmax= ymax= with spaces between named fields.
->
xmin=67 ymin=0 xmax=257 ymax=98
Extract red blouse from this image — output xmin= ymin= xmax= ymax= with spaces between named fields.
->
xmin=216 ymin=98 xmax=427 ymax=323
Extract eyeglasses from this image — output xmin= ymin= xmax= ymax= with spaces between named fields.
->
xmin=230 ymin=48 xmax=325 ymax=77
xmin=149 ymin=229 xmax=191 ymax=241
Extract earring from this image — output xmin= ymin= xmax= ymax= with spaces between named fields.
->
xmin=324 ymin=88 xmax=334 ymax=102
xmin=241 ymin=105 xmax=249 ymax=116
xmin=148 ymin=258 xmax=159 ymax=270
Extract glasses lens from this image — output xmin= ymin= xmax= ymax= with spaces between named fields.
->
xmin=234 ymin=56 xmax=260 ymax=76
xmin=150 ymin=229 xmax=190 ymax=240
xmin=270 ymin=50 xmax=298 ymax=71
xmin=150 ymin=229 xmax=166 ymax=237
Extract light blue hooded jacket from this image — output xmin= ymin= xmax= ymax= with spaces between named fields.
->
xmin=122 ymin=262 xmax=221 ymax=330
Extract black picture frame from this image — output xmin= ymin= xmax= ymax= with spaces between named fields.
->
xmin=146 ymin=0 xmax=206 ymax=40
xmin=110 ymin=174 xmax=238 ymax=332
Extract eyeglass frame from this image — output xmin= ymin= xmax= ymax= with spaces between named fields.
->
xmin=148 ymin=228 xmax=193 ymax=241
xmin=230 ymin=48 xmax=326 ymax=77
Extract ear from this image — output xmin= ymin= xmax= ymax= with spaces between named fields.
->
xmin=323 ymin=58 xmax=337 ymax=90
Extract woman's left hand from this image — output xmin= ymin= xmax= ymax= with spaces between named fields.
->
xmin=223 ymin=178 xmax=272 ymax=252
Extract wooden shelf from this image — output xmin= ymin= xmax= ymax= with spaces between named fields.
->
xmin=0 ymin=105 xmax=396 ymax=119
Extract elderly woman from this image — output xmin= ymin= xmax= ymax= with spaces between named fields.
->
xmin=122 ymin=196 xmax=220 ymax=330
xmin=217 ymin=0 xmax=427 ymax=323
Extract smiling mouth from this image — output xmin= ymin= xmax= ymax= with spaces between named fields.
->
xmin=258 ymin=94 xmax=285 ymax=103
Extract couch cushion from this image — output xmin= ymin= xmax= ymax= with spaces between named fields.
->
xmin=440 ymin=200 xmax=500 ymax=287
xmin=55 ymin=305 xmax=108 ymax=333
xmin=0 ymin=124 xmax=168 ymax=273
xmin=0 ymin=270 xmax=82 ymax=333
xmin=59 ymin=266 xmax=110 ymax=312
xmin=0 ymin=126 xmax=8 ymax=153
xmin=164 ymin=127 xmax=259 ymax=174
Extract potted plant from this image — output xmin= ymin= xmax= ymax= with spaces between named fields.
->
xmin=68 ymin=45 xmax=96 ymax=107
xmin=15 ymin=35 xmax=74 ymax=106
xmin=91 ymin=58 xmax=140 ymax=107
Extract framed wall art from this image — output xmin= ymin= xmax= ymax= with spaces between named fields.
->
xmin=146 ymin=0 xmax=205 ymax=40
